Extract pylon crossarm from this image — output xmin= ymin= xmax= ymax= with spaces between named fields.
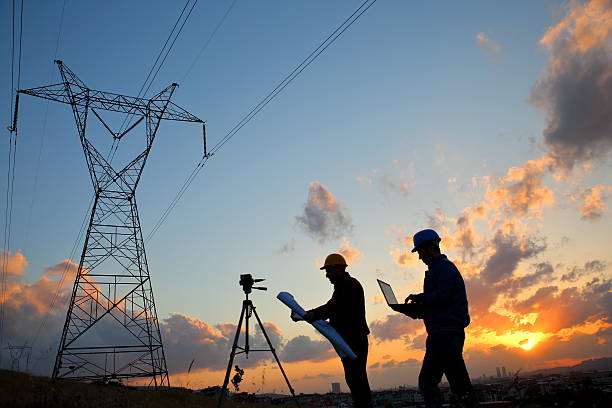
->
xmin=20 ymin=84 xmax=202 ymax=123
xmin=19 ymin=84 xmax=70 ymax=104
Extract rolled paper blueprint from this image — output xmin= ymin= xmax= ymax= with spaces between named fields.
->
xmin=277 ymin=291 xmax=357 ymax=360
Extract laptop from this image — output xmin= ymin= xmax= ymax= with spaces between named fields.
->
xmin=377 ymin=279 xmax=399 ymax=305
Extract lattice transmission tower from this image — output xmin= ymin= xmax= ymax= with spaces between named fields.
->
xmin=17 ymin=60 xmax=205 ymax=386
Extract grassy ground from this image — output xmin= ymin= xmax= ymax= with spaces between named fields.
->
xmin=0 ymin=369 xmax=276 ymax=408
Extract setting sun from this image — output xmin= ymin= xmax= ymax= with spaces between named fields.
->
xmin=519 ymin=338 xmax=536 ymax=351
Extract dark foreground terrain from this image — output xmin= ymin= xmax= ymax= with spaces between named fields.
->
xmin=0 ymin=369 xmax=273 ymax=408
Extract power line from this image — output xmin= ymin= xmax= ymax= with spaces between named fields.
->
xmin=25 ymin=1 xmax=200 ymax=355
xmin=146 ymin=0 xmax=378 ymax=242
xmin=1 ymin=0 xmax=25 ymax=364
xmin=117 ymin=0 xmax=199 ymax=136
xmin=23 ymin=0 xmax=67 ymax=256
xmin=180 ymin=0 xmax=238 ymax=84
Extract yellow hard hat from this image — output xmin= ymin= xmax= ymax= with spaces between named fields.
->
xmin=320 ymin=253 xmax=347 ymax=270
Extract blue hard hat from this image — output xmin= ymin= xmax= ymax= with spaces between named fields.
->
xmin=411 ymin=229 xmax=441 ymax=252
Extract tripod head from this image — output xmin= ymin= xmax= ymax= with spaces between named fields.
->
xmin=239 ymin=274 xmax=267 ymax=295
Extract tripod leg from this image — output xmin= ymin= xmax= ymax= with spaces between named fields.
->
xmin=251 ymin=306 xmax=301 ymax=408
xmin=218 ymin=302 xmax=247 ymax=408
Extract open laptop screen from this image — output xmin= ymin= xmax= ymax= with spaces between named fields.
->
xmin=377 ymin=279 xmax=398 ymax=305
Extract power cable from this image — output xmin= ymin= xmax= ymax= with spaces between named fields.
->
xmin=1 ymin=0 xmax=25 ymax=364
xmin=117 ymin=0 xmax=198 ymax=136
xmin=26 ymin=0 xmax=200 ymax=353
xmin=180 ymin=0 xmax=238 ymax=84
xmin=23 ymin=0 xmax=67 ymax=255
xmin=145 ymin=0 xmax=378 ymax=242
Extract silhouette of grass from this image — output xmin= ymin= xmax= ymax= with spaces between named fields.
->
xmin=0 ymin=369 xmax=283 ymax=408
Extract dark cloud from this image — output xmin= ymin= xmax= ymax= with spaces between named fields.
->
xmin=275 ymin=239 xmax=295 ymax=254
xmin=280 ymin=335 xmax=334 ymax=363
xmin=480 ymin=231 xmax=546 ymax=283
xmin=530 ymin=0 xmax=612 ymax=170
xmin=465 ymin=328 xmax=612 ymax=378
xmin=500 ymin=262 xmax=556 ymax=297
xmin=562 ymin=260 xmax=609 ymax=282
xmin=369 ymin=314 xmax=422 ymax=343
xmin=511 ymin=277 xmax=612 ymax=332
xmin=301 ymin=373 xmax=334 ymax=380
xmin=296 ymin=182 xmax=353 ymax=243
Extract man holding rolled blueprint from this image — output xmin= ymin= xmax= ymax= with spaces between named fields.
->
xmin=302 ymin=253 xmax=372 ymax=408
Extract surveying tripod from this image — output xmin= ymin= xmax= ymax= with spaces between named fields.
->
xmin=218 ymin=274 xmax=300 ymax=408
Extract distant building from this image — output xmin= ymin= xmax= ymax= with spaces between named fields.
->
xmin=496 ymin=367 xmax=502 ymax=378
xmin=331 ymin=383 xmax=341 ymax=394
xmin=502 ymin=366 xmax=507 ymax=377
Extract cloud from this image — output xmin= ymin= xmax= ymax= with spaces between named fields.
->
xmin=389 ymin=248 xmax=418 ymax=267
xmin=280 ymin=335 xmax=334 ymax=363
xmin=369 ymin=313 xmax=422 ymax=342
xmin=301 ymin=373 xmax=334 ymax=380
xmin=296 ymin=182 xmax=353 ymax=243
xmin=2 ymin=250 xmax=28 ymax=276
xmin=561 ymin=259 xmax=608 ymax=282
xmin=465 ymin=328 xmax=612 ymax=377
xmin=480 ymin=230 xmax=546 ymax=284
xmin=357 ymin=162 xmax=414 ymax=198
xmin=476 ymin=32 xmax=502 ymax=54
xmin=484 ymin=156 xmax=555 ymax=217
xmin=0 ymin=251 xmax=340 ymax=379
xmin=531 ymin=0 xmax=612 ymax=170
xmin=338 ymin=238 xmax=361 ymax=265
xmin=499 ymin=262 xmax=556 ymax=297
xmin=574 ymin=185 xmax=612 ymax=219
xmin=511 ymin=277 xmax=611 ymax=332
xmin=379 ymin=358 xmax=420 ymax=369
xmin=276 ymin=238 xmax=295 ymax=254
xmin=380 ymin=174 xmax=411 ymax=197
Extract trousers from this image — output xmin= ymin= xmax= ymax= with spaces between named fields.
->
xmin=340 ymin=335 xmax=373 ymax=408
xmin=418 ymin=332 xmax=476 ymax=408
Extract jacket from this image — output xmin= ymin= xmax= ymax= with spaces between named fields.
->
xmin=309 ymin=272 xmax=370 ymax=342
xmin=412 ymin=255 xmax=470 ymax=334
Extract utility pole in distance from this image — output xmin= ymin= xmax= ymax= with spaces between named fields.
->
xmin=18 ymin=60 xmax=205 ymax=387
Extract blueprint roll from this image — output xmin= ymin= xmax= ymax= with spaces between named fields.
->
xmin=277 ymin=292 xmax=357 ymax=360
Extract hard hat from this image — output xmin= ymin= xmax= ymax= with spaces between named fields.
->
xmin=320 ymin=253 xmax=348 ymax=270
xmin=411 ymin=229 xmax=441 ymax=252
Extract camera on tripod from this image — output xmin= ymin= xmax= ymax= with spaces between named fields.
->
xmin=239 ymin=274 xmax=267 ymax=294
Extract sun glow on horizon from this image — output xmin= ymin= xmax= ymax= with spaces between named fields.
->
xmin=519 ymin=338 xmax=536 ymax=350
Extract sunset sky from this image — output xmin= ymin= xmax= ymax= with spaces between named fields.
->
xmin=1 ymin=0 xmax=611 ymax=394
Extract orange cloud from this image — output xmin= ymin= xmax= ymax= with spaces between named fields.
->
xmin=389 ymin=248 xmax=418 ymax=267
xmin=2 ymin=250 xmax=28 ymax=276
xmin=540 ymin=0 xmax=612 ymax=53
xmin=574 ymin=185 xmax=612 ymax=219
xmin=338 ymin=238 xmax=362 ymax=265
xmin=484 ymin=156 xmax=555 ymax=217
xmin=476 ymin=32 xmax=502 ymax=54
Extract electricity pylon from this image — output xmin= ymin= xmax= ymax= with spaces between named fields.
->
xmin=17 ymin=60 xmax=205 ymax=386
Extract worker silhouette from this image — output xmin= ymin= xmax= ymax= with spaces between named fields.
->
xmin=393 ymin=229 xmax=477 ymax=408
xmin=302 ymin=253 xmax=373 ymax=408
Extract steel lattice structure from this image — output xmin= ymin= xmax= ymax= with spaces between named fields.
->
xmin=18 ymin=60 xmax=204 ymax=386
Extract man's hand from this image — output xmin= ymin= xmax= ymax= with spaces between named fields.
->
xmin=405 ymin=293 xmax=423 ymax=304
xmin=302 ymin=311 xmax=316 ymax=323
xmin=390 ymin=303 xmax=422 ymax=319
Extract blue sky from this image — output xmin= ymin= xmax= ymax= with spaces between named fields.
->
xmin=1 ymin=0 xmax=611 ymax=393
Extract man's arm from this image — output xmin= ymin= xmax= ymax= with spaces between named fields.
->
xmin=306 ymin=292 xmax=339 ymax=322
xmin=414 ymin=263 xmax=462 ymax=306
xmin=390 ymin=303 xmax=423 ymax=319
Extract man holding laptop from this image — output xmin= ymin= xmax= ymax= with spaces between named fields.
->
xmin=379 ymin=229 xmax=477 ymax=408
